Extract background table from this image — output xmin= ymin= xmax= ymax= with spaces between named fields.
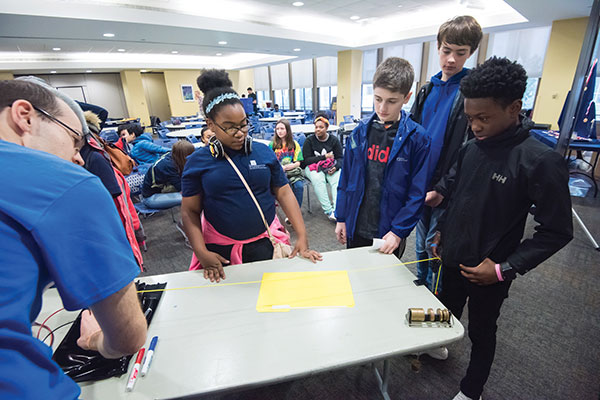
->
xmin=166 ymin=128 xmax=204 ymax=138
xmin=40 ymin=248 xmax=463 ymax=399
xmin=165 ymin=121 xmax=206 ymax=130
xmin=283 ymin=111 xmax=306 ymax=117
xmin=291 ymin=124 xmax=339 ymax=134
xmin=259 ymin=116 xmax=305 ymax=123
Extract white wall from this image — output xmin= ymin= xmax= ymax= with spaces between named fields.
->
xmin=33 ymin=73 xmax=128 ymax=119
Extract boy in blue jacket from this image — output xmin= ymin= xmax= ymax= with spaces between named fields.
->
xmin=122 ymin=123 xmax=169 ymax=165
xmin=411 ymin=15 xmax=482 ymax=293
xmin=335 ymin=57 xmax=430 ymax=258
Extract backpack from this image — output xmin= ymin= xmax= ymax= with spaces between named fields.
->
xmin=101 ymin=138 xmax=136 ymax=175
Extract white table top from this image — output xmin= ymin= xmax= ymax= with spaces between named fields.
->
xmin=259 ymin=116 xmax=305 ymax=122
xmin=291 ymin=124 xmax=339 ymax=134
xmin=40 ymin=248 xmax=463 ymax=399
xmin=283 ymin=111 xmax=306 ymax=117
xmin=165 ymin=121 xmax=206 ymax=130
xmin=166 ymin=128 xmax=204 ymax=138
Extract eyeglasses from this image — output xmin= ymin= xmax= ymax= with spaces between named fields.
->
xmin=214 ymin=119 xmax=250 ymax=136
xmin=32 ymin=105 xmax=83 ymax=139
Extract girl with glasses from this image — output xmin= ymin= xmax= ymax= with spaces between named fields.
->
xmin=181 ymin=70 xmax=321 ymax=282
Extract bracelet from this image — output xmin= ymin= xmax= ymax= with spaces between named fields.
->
xmin=495 ymin=263 xmax=504 ymax=282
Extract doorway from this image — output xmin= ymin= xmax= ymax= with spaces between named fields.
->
xmin=141 ymin=72 xmax=171 ymax=124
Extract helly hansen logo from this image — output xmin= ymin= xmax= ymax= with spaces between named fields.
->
xmin=492 ymin=173 xmax=507 ymax=184
xmin=367 ymin=145 xmax=390 ymax=163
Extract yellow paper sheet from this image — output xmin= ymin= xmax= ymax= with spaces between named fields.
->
xmin=256 ymin=270 xmax=355 ymax=312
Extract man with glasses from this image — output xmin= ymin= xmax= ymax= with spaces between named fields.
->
xmin=0 ymin=78 xmax=147 ymax=399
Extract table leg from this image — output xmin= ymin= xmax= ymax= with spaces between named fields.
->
xmin=372 ymin=360 xmax=391 ymax=400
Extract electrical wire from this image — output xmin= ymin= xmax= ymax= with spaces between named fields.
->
xmin=42 ymin=320 xmax=76 ymax=345
xmin=33 ymin=322 xmax=54 ymax=346
xmin=37 ymin=308 xmax=64 ymax=339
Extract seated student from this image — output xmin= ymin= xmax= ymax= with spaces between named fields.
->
xmin=121 ymin=123 xmax=169 ymax=164
xmin=200 ymin=126 xmax=215 ymax=145
xmin=431 ymin=57 xmax=573 ymax=400
xmin=181 ymin=69 xmax=322 ymax=283
xmin=269 ymin=118 xmax=304 ymax=208
xmin=335 ymin=57 xmax=430 ymax=258
xmin=82 ymin=111 xmax=144 ymax=269
xmin=301 ymin=112 xmax=343 ymax=221
xmin=141 ymin=140 xmax=195 ymax=209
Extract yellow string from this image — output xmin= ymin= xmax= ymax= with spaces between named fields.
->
xmin=136 ymin=257 xmax=441 ymax=294
xmin=434 ymin=263 xmax=442 ymax=295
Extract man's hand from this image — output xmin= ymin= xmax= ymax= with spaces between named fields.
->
xmin=198 ymin=251 xmax=229 ymax=282
xmin=431 ymin=231 xmax=442 ymax=258
xmin=425 ymin=190 xmax=444 ymax=208
xmin=77 ymin=309 xmax=102 ymax=351
xmin=380 ymin=231 xmax=403 ymax=254
xmin=460 ymin=258 xmax=498 ymax=286
xmin=335 ymin=222 xmax=347 ymax=245
xmin=325 ymin=151 xmax=334 ymax=159
xmin=327 ymin=166 xmax=337 ymax=175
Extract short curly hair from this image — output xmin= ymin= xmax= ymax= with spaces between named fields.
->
xmin=460 ymin=57 xmax=528 ymax=108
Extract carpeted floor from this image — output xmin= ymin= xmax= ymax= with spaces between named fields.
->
xmin=137 ymin=186 xmax=600 ymax=400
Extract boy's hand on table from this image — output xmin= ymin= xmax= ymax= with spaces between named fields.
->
xmin=460 ymin=258 xmax=498 ymax=285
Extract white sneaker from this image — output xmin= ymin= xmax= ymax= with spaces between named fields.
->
xmin=426 ymin=346 xmax=448 ymax=360
xmin=284 ymin=217 xmax=291 ymax=225
xmin=413 ymin=346 xmax=448 ymax=360
xmin=327 ymin=212 xmax=337 ymax=222
xmin=452 ymin=391 xmax=482 ymax=400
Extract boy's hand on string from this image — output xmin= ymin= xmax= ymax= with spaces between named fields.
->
xmin=380 ymin=231 xmax=402 ymax=254
xmin=431 ymin=231 xmax=442 ymax=258
xmin=425 ymin=190 xmax=444 ymax=208
xmin=335 ymin=222 xmax=347 ymax=244
xmin=198 ymin=251 xmax=229 ymax=282
xmin=460 ymin=258 xmax=498 ymax=285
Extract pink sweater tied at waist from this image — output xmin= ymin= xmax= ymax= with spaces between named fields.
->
xmin=189 ymin=214 xmax=290 ymax=270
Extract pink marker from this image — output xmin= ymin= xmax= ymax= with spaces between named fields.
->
xmin=126 ymin=348 xmax=145 ymax=392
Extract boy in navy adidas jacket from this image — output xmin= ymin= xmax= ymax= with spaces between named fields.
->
xmin=335 ymin=57 xmax=430 ymax=258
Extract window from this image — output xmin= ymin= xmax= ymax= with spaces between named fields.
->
xmin=361 ymin=84 xmax=373 ymax=112
xmin=361 ymin=50 xmax=377 ymax=113
xmin=295 ymin=88 xmax=313 ymax=111
xmin=257 ymin=90 xmax=270 ymax=108
xmin=318 ymin=86 xmax=337 ymax=110
xmin=273 ymin=89 xmax=290 ymax=110
xmin=522 ymin=78 xmax=540 ymax=110
xmin=403 ymin=82 xmax=418 ymax=112
xmin=487 ymin=26 xmax=551 ymax=111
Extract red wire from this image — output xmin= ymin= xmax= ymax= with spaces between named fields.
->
xmin=33 ymin=322 xmax=55 ymax=346
xmin=36 ymin=308 xmax=64 ymax=339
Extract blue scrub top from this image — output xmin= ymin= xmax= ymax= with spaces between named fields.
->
xmin=0 ymin=140 xmax=140 ymax=400
xmin=181 ymin=142 xmax=288 ymax=240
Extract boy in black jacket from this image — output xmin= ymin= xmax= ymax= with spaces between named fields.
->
xmin=432 ymin=57 xmax=573 ymax=400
